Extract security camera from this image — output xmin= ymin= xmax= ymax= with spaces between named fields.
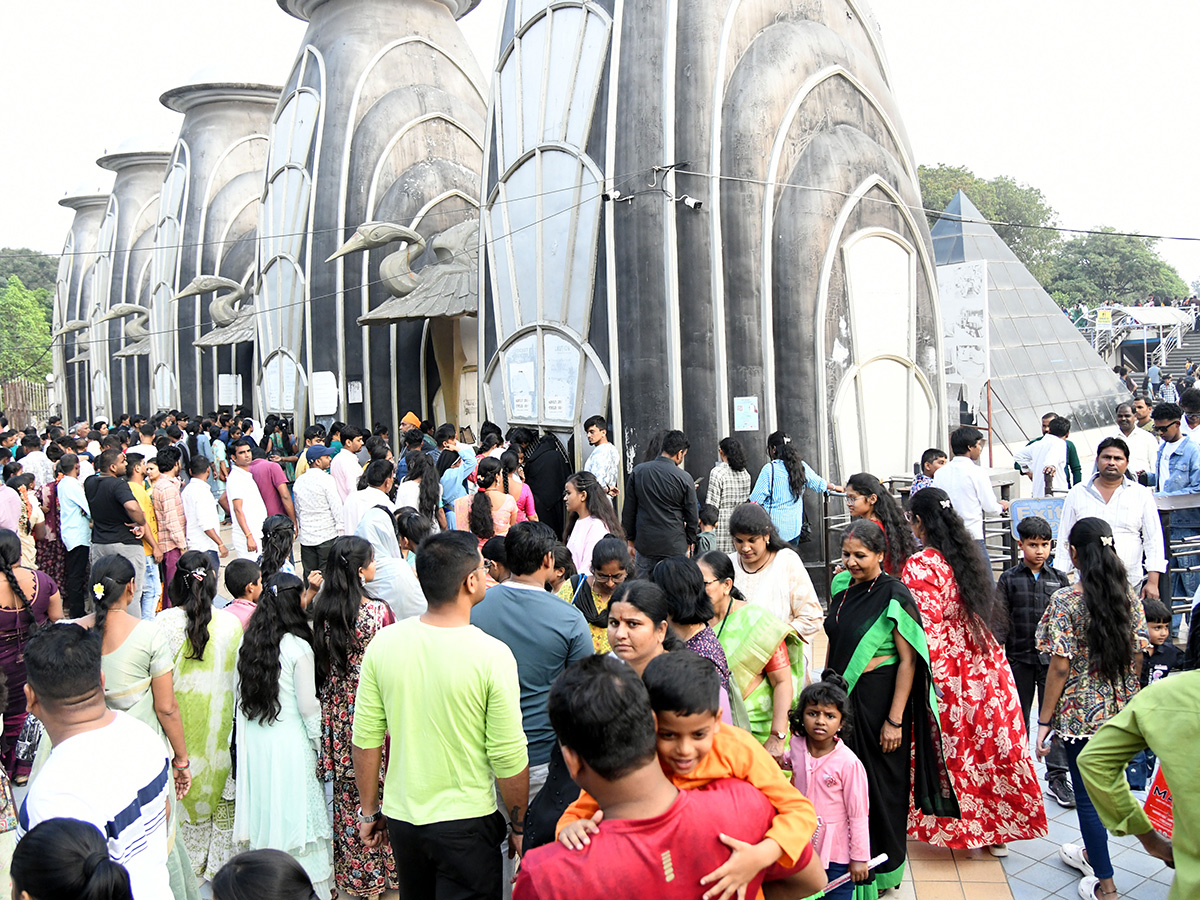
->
xmin=602 ymin=189 xmax=622 ymax=201
xmin=682 ymin=195 xmax=703 ymax=210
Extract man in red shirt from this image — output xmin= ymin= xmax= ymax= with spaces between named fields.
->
xmin=249 ymin=456 xmax=295 ymax=527
xmin=513 ymin=656 xmax=821 ymax=900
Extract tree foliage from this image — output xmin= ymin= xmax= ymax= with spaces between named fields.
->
xmin=919 ymin=164 xmax=1061 ymax=285
xmin=0 ymin=276 xmax=53 ymax=379
xmin=0 ymin=248 xmax=57 ymax=330
xmin=1045 ymin=229 xmax=1189 ymax=306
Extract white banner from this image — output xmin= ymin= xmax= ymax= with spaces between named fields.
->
xmin=937 ymin=260 xmax=989 ymax=416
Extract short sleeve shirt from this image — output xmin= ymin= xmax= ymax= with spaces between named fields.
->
xmin=1036 ymin=583 xmax=1149 ymax=739
xmin=84 ymin=475 xmax=141 ymax=545
xmin=249 ymin=459 xmax=288 ymax=517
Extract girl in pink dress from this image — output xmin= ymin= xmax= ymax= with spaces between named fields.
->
xmin=902 ymin=488 xmax=1047 ymax=854
xmin=782 ymin=671 xmax=870 ymax=900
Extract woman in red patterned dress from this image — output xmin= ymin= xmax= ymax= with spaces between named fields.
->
xmin=902 ymin=488 xmax=1047 ymax=854
xmin=312 ymin=535 xmax=398 ymax=898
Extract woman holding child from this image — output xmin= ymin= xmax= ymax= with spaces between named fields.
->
xmin=824 ymin=519 xmax=955 ymax=898
xmin=902 ymin=488 xmax=1047 ymax=854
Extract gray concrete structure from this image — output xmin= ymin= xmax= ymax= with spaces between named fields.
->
xmin=257 ymin=0 xmax=486 ymax=428
xmin=53 ymin=192 xmax=111 ymax=424
xmin=90 ymin=150 xmax=171 ymax=421
xmin=149 ymin=83 xmax=279 ymax=414
xmin=481 ymin=0 xmax=944 ymax=486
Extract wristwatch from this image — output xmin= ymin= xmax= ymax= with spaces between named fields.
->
xmin=772 ymin=730 xmax=787 ymax=741
xmin=356 ymin=806 xmax=383 ymax=824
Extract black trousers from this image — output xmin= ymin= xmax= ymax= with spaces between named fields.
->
xmin=64 ymin=545 xmax=90 ymax=619
xmin=1008 ymin=658 xmax=1068 ymax=780
xmin=387 ymin=811 xmax=506 ymax=900
xmin=300 ymin=539 xmax=335 ymax=580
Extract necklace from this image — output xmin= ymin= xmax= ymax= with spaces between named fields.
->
xmin=740 ymin=551 xmax=774 ymax=575
xmin=835 ymin=573 xmax=881 ymax=625
xmin=715 ymin=596 xmax=741 ymax=639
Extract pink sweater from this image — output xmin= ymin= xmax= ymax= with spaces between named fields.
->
xmin=782 ymin=736 xmax=870 ymax=867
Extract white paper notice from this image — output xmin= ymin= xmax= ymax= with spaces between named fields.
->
xmin=733 ymin=396 xmax=759 ymax=432
xmin=347 ymin=381 xmax=363 ymax=404
xmin=311 ymin=371 xmax=339 ymax=416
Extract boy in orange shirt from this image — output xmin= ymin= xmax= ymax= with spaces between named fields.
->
xmin=557 ymin=652 xmax=820 ymax=900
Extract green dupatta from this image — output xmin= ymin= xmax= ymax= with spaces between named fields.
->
xmin=716 ymin=603 xmax=803 ymax=743
xmin=827 ymin=574 xmax=959 ymax=819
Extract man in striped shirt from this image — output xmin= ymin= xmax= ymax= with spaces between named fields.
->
xmin=18 ymin=624 xmax=182 ymax=899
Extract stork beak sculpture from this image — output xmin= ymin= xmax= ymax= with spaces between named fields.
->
xmin=326 ymin=231 xmax=370 ymax=263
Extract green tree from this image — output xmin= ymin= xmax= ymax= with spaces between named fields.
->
xmin=0 ymin=248 xmax=57 ymax=329
xmin=1045 ymin=229 xmax=1188 ymax=306
xmin=918 ymin=164 xmax=1061 ymax=285
xmin=0 ymin=276 xmax=53 ymax=379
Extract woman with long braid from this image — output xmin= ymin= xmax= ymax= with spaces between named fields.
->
xmin=903 ymin=488 xmax=1046 ymax=855
xmin=0 ymin=528 xmax=60 ymax=781
xmin=311 ymin=536 xmax=396 ymax=898
xmin=1037 ymin=517 xmax=1149 ymax=900
xmin=80 ymin=554 xmax=198 ymax=899
xmin=748 ymin=431 xmax=841 ymax=545
xmin=157 ymin=551 xmax=242 ymax=880
xmin=453 ymin=456 xmax=519 ymax=547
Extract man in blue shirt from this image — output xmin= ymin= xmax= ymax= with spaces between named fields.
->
xmin=56 ymin=452 xmax=92 ymax=618
xmin=1148 ymin=402 xmax=1200 ymax=632
xmin=471 ymin=520 xmax=592 ymax=876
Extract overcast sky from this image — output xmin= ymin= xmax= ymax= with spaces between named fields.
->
xmin=4 ymin=1 xmax=1197 ymax=284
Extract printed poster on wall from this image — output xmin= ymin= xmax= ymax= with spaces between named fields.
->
xmin=937 ymin=260 xmax=989 ymax=418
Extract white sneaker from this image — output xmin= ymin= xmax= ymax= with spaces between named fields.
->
xmin=1077 ymin=875 xmax=1103 ymax=900
xmin=1060 ymin=843 xmax=1095 ymax=877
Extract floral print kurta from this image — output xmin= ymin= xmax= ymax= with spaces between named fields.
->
xmin=319 ymin=599 xmax=397 ymax=896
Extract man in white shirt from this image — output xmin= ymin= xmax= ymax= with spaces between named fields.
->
xmin=1113 ymin=402 xmax=1159 ymax=478
xmin=582 ymin=415 xmax=621 ymax=499
xmin=17 ymin=433 xmax=53 ymax=491
xmin=226 ymin=439 xmax=268 ymax=559
xmin=182 ymin=456 xmax=228 ymax=569
xmin=293 ymin=445 xmax=344 ymax=578
xmin=933 ymin=426 xmax=1009 ymax=546
xmin=18 ymin=624 xmax=182 ymax=900
xmin=56 ymin=452 xmax=92 ymax=618
xmin=1054 ymin=437 xmax=1166 ymax=599
xmin=1179 ymin=387 xmax=1200 ymax=439
xmin=331 ymin=425 xmax=366 ymax=502
xmin=1013 ymin=416 xmax=1071 ymax=498
xmin=343 ymin=459 xmax=396 ymax=537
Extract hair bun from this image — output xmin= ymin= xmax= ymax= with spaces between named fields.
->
xmin=820 ymin=669 xmax=849 ymax=692
xmin=83 ymin=849 xmax=109 ymax=877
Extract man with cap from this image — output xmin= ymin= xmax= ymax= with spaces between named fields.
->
xmin=292 ymin=444 xmax=344 ymax=579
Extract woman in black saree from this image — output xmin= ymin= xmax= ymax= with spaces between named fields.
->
xmin=825 ymin=520 xmax=958 ymax=897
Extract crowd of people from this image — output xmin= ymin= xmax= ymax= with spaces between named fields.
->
xmin=0 ymin=403 xmax=1189 ymax=900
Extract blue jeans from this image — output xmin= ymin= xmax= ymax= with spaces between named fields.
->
xmin=823 ymin=861 xmax=853 ymax=900
xmin=1065 ymin=738 xmax=1113 ymax=880
xmin=139 ymin=555 xmax=161 ymax=620
xmin=1126 ymin=749 xmax=1157 ymax=791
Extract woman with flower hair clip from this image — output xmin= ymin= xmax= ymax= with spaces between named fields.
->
xmin=158 ymin=551 xmax=243 ymax=880
xmin=903 ymin=487 xmax=1047 ymax=856
xmin=1036 ymin=517 xmax=1149 ymax=900
xmin=79 ymin=553 xmax=198 ymax=898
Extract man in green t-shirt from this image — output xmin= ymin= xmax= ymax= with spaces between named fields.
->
xmin=353 ymin=530 xmax=530 ymax=899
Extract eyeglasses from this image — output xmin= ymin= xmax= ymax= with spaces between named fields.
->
xmin=702 ymin=578 xmax=722 ymax=587
xmin=593 ymin=571 xmax=627 ymax=584
xmin=1154 ymin=421 xmax=1180 ymax=433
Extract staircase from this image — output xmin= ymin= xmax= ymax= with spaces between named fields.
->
xmin=1159 ymin=329 xmax=1200 ymax=382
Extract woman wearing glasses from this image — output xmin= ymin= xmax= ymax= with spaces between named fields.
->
xmin=562 ymin=536 xmax=631 ymax=652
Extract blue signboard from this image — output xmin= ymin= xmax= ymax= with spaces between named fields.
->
xmin=1008 ymin=498 xmax=1065 ymax=540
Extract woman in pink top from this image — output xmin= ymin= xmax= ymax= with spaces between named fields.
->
xmin=781 ymin=671 xmax=871 ymax=899
xmin=562 ymin=472 xmax=624 ymax=574
xmin=501 ymin=450 xmax=538 ymax=521
xmin=453 ymin=457 xmax=519 ymax=548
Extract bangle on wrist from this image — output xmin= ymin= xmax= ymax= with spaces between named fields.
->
xmin=509 ymin=824 xmax=524 ymax=835
xmin=1038 ymin=720 xmax=1053 ymax=727
xmin=172 ymin=760 xmax=190 ymax=770
xmin=885 ymin=717 xmax=902 ymax=729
